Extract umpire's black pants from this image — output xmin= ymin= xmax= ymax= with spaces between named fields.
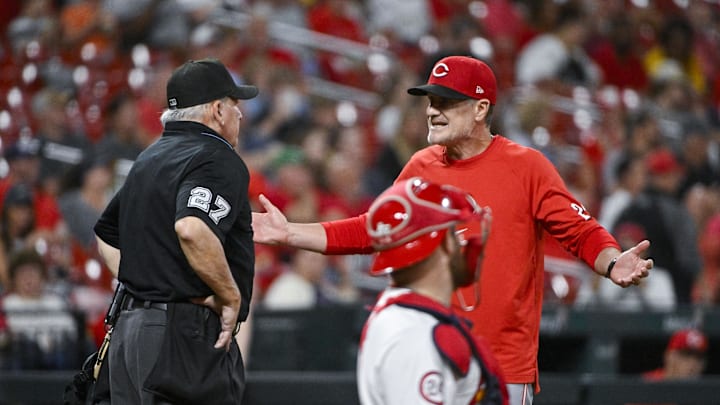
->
xmin=108 ymin=302 xmax=245 ymax=405
xmin=108 ymin=305 xmax=172 ymax=405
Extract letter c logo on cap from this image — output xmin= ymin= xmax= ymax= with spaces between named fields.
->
xmin=432 ymin=63 xmax=450 ymax=78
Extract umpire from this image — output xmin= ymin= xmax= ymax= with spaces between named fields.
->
xmin=93 ymin=58 xmax=258 ymax=404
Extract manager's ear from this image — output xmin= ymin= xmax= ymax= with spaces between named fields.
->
xmin=473 ymin=99 xmax=491 ymax=123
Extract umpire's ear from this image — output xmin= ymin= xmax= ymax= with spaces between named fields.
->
xmin=211 ymin=99 xmax=225 ymax=125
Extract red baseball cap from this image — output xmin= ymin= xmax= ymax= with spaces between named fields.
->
xmin=408 ymin=56 xmax=497 ymax=104
xmin=667 ymin=328 xmax=708 ymax=354
xmin=646 ymin=148 xmax=683 ymax=175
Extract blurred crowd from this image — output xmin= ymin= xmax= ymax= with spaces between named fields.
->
xmin=0 ymin=0 xmax=718 ymax=371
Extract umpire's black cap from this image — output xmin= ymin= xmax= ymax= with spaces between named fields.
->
xmin=166 ymin=58 xmax=258 ymax=109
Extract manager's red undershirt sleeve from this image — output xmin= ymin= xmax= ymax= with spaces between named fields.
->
xmin=322 ymin=214 xmax=375 ymax=255
xmin=578 ymin=227 xmax=621 ymax=269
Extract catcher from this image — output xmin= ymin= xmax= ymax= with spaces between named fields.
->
xmin=357 ymin=178 xmax=508 ymax=405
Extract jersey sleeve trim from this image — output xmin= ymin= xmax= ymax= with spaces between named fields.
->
xmin=322 ymin=214 xmax=374 ymax=255
xmin=578 ymin=227 xmax=621 ymax=268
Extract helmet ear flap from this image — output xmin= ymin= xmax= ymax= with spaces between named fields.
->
xmin=462 ymin=236 xmax=485 ymax=285
xmin=454 ymin=207 xmax=491 ymax=312
xmin=459 ymin=206 xmax=491 ymax=286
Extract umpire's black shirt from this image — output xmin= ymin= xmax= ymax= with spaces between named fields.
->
xmin=94 ymin=121 xmax=254 ymax=321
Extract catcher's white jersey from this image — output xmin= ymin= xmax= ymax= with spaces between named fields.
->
xmin=357 ymin=288 xmax=482 ymax=405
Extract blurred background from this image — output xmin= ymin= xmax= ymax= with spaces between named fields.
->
xmin=0 ymin=0 xmax=719 ymax=403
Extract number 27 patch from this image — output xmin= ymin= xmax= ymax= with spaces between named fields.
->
xmin=187 ymin=186 xmax=231 ymax=224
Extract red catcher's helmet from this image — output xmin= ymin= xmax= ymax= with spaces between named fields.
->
xmin=367 ymin=177 xmax=489 ymax=276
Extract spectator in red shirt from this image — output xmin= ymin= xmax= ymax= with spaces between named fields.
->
xmin=0 ymin=139 xmax=63 ymax=234
xmin=588 ymin=13 xmax=649 ymax=92
xmin=306 ymin=0 xmax=370 ymax=87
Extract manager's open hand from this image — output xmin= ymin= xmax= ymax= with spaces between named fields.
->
xmin=610 ymin=239 xmax=654 ymax=287
xmin=251 ymin=194 xmax=290 ymax=245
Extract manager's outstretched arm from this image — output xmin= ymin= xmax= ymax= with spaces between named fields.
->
xmin=594 ymin=240 xmax=653 ymax=288
xmin=252 ymin=194 xmax=328 ymax=252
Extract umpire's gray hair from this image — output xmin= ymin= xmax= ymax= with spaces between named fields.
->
xmin=159 ymin=103 xmax=209 ymax=126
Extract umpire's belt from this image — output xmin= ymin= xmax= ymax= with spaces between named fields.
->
xmin=122 ymin=296 xmax=168 ymax=311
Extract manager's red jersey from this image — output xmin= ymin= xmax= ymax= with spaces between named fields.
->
xmin=323 ymin=135 xmax=619 ymax=387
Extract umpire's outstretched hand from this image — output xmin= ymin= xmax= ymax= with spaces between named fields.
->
xmin=609 ymin=239 xmax=654 ymax=287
